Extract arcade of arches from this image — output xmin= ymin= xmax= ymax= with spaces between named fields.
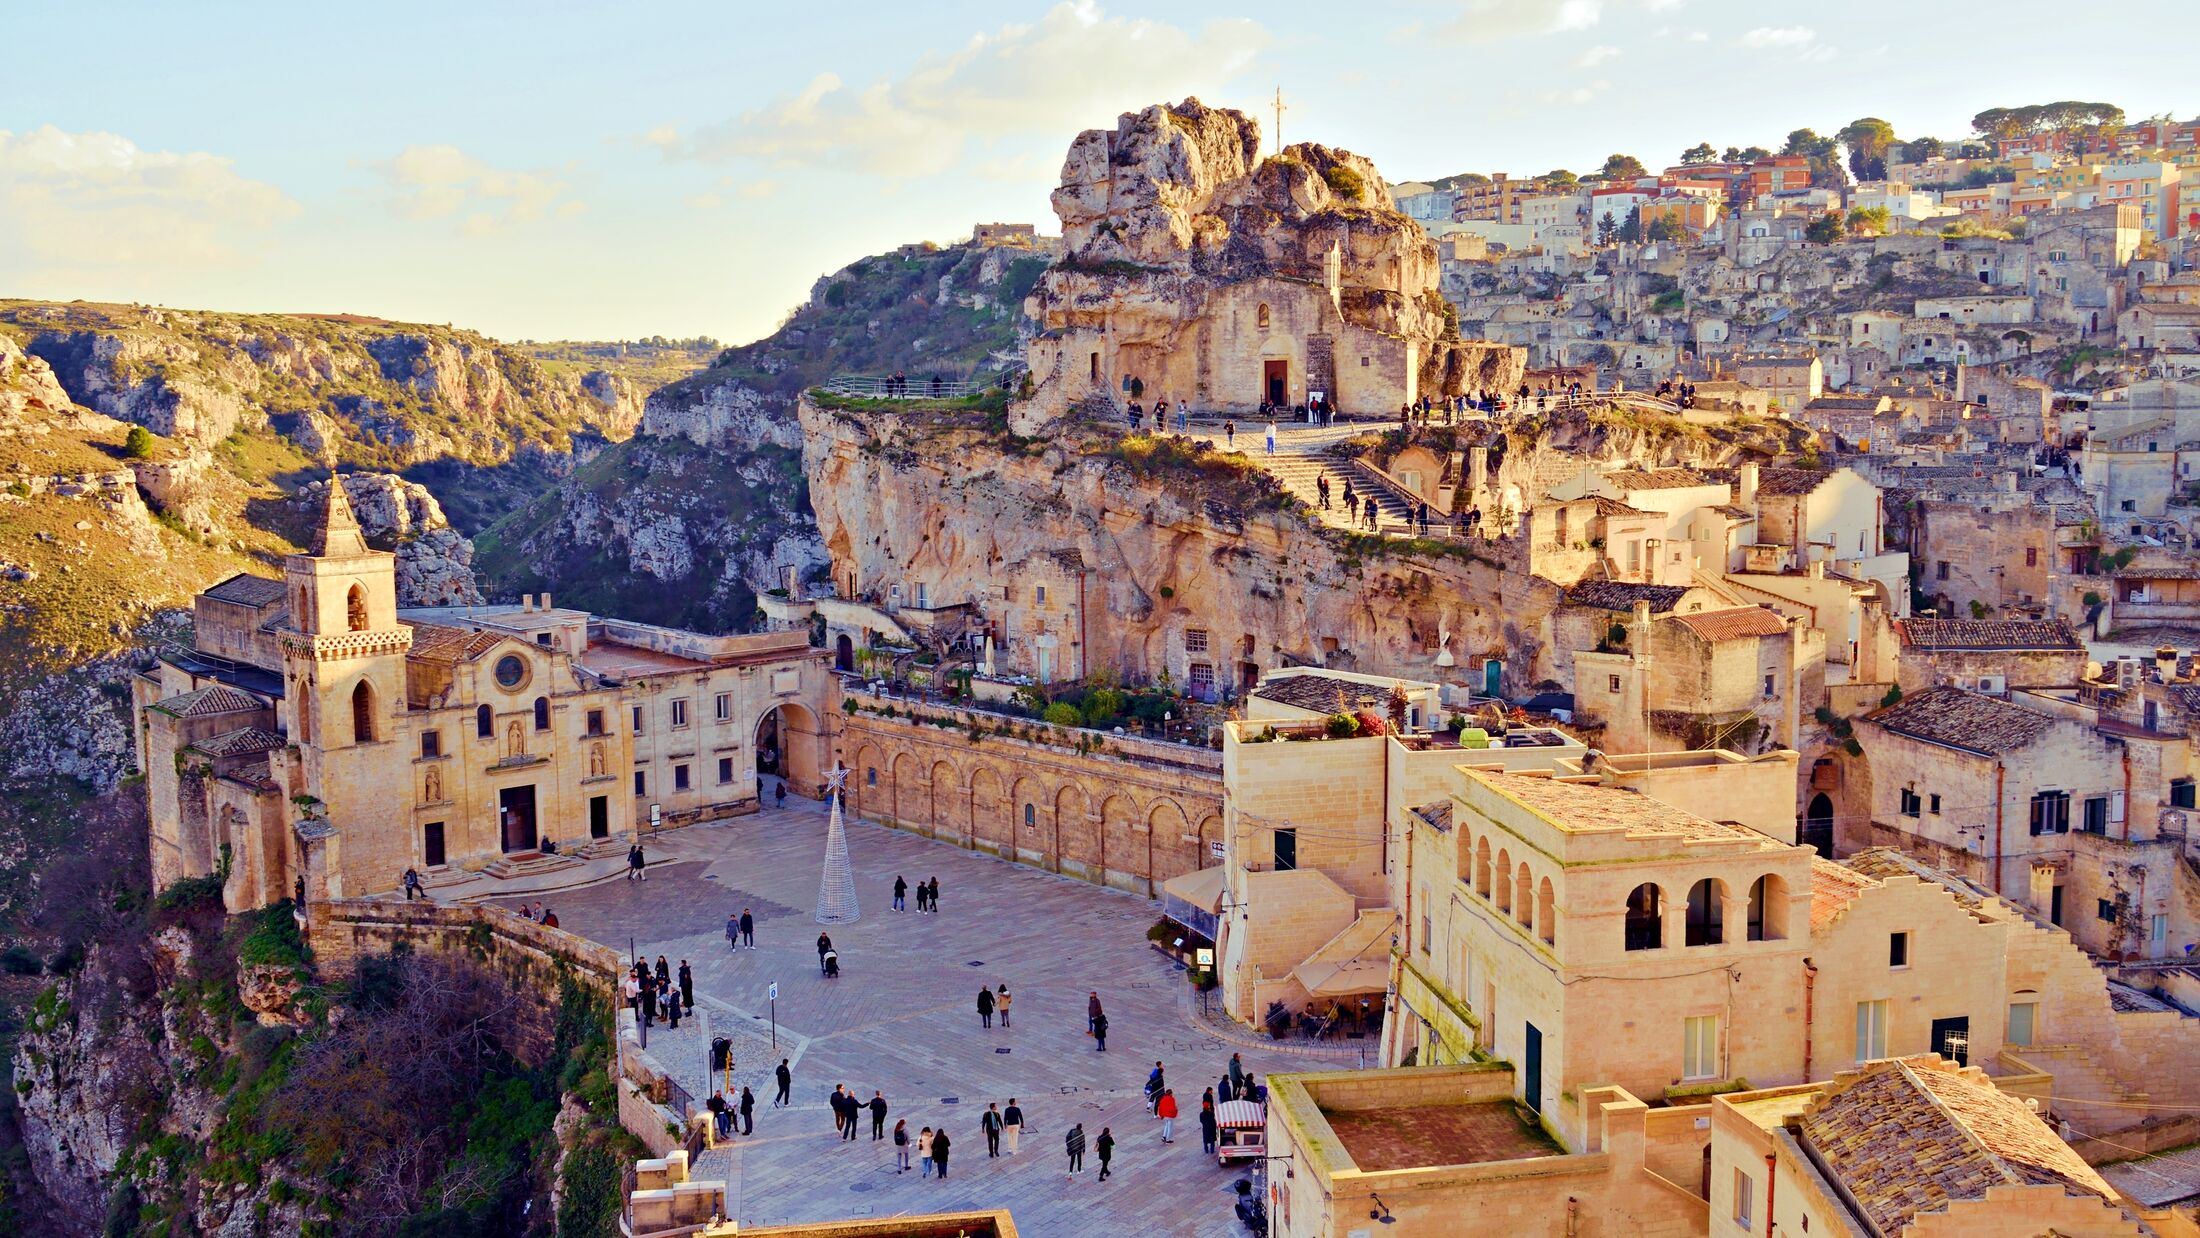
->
xmin=836 ymin=711 xmax=1224 ymax=895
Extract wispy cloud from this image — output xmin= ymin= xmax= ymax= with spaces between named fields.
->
xmin=370 ymin=145 xmax=580 ymax=236
xmin=1542 ymin=79 xmax=1612 ymax=106
xmin=0 ymin=126 xmax=297 ymax=269
xmin=1431 ymin=0 xmax=1604 ymax=42
xmin=674 ymin=2 xmax=1266 ymax=180
xmin=1738 ymin=26 xmax=1816 ymax=47
xmin=1573 ymin=44 xmax=1622 ymax=67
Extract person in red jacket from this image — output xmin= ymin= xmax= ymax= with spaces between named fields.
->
xmin=1156 ymin=1088 xmax=1178 ymax=1143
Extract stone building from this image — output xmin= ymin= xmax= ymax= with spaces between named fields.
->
xmin=1892 ymin=617 xmax=2087 ymax=693
xmin=136 ymin=487 xmax=833 ymax=908
xmin=1013 ymin=99 xmax=1522 ymax=430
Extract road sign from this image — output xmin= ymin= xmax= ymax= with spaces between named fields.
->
xmin=768 ymin=981 xmax=779 ymax=1000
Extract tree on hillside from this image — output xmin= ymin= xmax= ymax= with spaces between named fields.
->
xmin=1838 ymin=117 xmax=1897 ymax=181
xmin=1600 ymin=153 xmax=1647 ymax=181
xmin=124 ymin=425 xmax=156 ymax=458
xmin=1680 ymin=142 xmax=1717 ymax=165
xmin=1544 ymin=169 xmax=1580 ymax=189
xmin=1805 ymin=213 xmax=1846 ymax=244
xmin=1618 ymin=206 xmax=1643 ymax=243
xmin=1971 ymin=101 xmax=2124 ymax=145
xmin=1845 ymin=205 xmax=1891 ymax=237
xmin=1784 ymin=128 xmax=1848 ymax=188
xmin=1596 ymin=211 xmax=1620 ymax=246
xmin=1723 ymin=145 xmax=1773 ymax=163
xmin=1896 ymin=136 xmax=1944 ymax=163
xmin=1645 ymin=214 xmax=1685 ymax=242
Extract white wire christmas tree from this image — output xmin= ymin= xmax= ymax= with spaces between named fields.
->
xmin=815 ymin=765 xmax=859 ymax=924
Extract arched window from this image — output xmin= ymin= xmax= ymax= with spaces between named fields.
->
xmin=1625 ymin=883 xmax=1663 ymax=951
xmin=1474 ymin=838 xmax=1491 ymax=896
xmin=346 ymin=584 xmax=369 ymax=632
xmin=1257 ymin=303 xmax=1271 ymax=330
xmin=1494 ymin=849 xmax=1513 ymax=913
xmin=476 ymin=704 xmax=493 ymax=738
xmin=1686 ymin=878 xmax=1726 ymax=946
xmin=1537 ymin=877 xmax=1555 ymax=946
xmin=533 ymin=696 xmax=550 ymax=732
xmin=351 ymin=681 xmax=375 ymax=744
xmin=1514 ymin=863 xmax=1534 ymax=928
xmin=1747 ymin=874 xmax=1787 ymax=941
xmin=1457 ymin=829 xmax=1475 ymax=884
xmin=1024 ymin=802 xmax=1036 ymax=828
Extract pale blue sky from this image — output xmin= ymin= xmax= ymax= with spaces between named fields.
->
xmin=2 ymin=1 xmax=2193 ymax=343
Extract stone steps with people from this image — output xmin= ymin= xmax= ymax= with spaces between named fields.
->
xmin=481 ymin=850 xmax=585 ymax=881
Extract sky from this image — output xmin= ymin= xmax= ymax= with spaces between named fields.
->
xmin=2 ymin=0 xmax=2196 ymax=346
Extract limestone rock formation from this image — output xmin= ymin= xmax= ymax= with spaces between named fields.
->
xmin=0 ymin=333 xmax=74 ymax=423
xmin=1017 ymin=98 xmax=1524 ymax=428
xmin=291 ymin=474 xmax=485 ymax=605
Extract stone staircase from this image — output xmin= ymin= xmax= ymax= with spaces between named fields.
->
xmin=415 ymin=864 xmax=470 ymax=892
xmin=481 ymin=850 xmax=585 ymax=881
xmin=575 ymin=834 xmax=631 ymax=861
xmin=1257 ymin=453 xmax=1423 ymax=535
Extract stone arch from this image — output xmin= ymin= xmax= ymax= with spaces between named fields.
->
xmin=1474 ymin=837 xmax=1492 ymax=896
xmin=1626 ymin=882 xmax=1664 ymax=950
xmin=970 ymin=765 xmax=1008 ymax=853
xmin=1803 ymin=790 xmax=1835 ymax=857
xmin=853 ymin=743 xmax=886 ymax=818
xmin=754 ymin=700 xmax=824 ymax=798
xmin=350 ymin=680 xmax=376 ymax=744
xmin=1149 ymin=799 xmax=1193 ymax=884
xmin=1457 ymin=826 xmax=1475 ymax=884
xmin=1747 ymin=873 xmax=1788 ymax=942
xmin=1494 ymin=848 xmax=1512 ymax=913
xmin=891 ymin=751 xmax=923 ymax=830
xmin=1194 ymin=813 xmax=1221 ymax=874
xmin=1011 ymin=775 xmax=1047 ymax=861
xmin=476 ymin=703 xmax=493 ymax=738
xmin=1537 ymin=877 xmax=1556 ymax=946
xmin=346 ymin=582 xmax=368 ymax=632
xmin=1055 ymin=782 xmax=1094 ymax=876
xmin=1514 ymin=862 xmax=1533 ymax=930
xmin=929 ymin=761 xmax=963 ymax=845
xmin=1099 ymin=794 xmax=1137 ymax=889
xmin=533 ymin=695 xmax=550 ymax=731
xmin=1686 ymin=877 xmax=1726 ymax=946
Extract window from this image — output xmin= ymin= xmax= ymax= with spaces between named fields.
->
xmin=533 ymin=696 xmax=550 ymax=731
xmin=1625 ymin=883 xmax=1663 ymax=950
xmin=674 ymin=764 xmax=690 ymax=792
xmin=1035 ymin=585 xmax=1048 ymax=605
xmin=1900 ymin=788 xmax=1921 ymax=818
xmin=586 ymin=709 xmax=604 ymax=737
xmin=718 ymin=757 xmax=734 ymax=784
xmin=634 ymin=770 xmax=647 ymax=797
xmin=1856 ymin=999 xmax=1889 ymax=1061
xmin=866 ymin=767 xmax=877 ymax=786
xmin=1023 ymin=802 xmax=1036 ymax=828
xmin=671 ymin=699 xmax=689 ymax=729
xmin=2025 ymin=547 xmax=2038 ymax=567
xmin=632 ymin=705 xmax=645 ymax=735
xmin=1936 ymin=560 xmax=1950 ymax=581
xmin=476 ymin=704 xmax=493 ymax=738
xmin=1733 ymin=1168 xmax=1755 ymax=1229
xmin=715 ymin=693 xmax=732 ymax=722
xmin=420 ymin=731 xmax=441 ymax=759
xmin=2154 ymin=914 xmax=2168 ymax=946
xmin=346 ymin=584 xmax=369 ymax=632
xmin=1764 ymin=673 xmax=1776 ymax=699
xmin=535 ymin=632 xmax=552 ymax=646
xmin=2007 ymin=1000 xmax=2037 ymax=1047
xmin=1683 ymin=1015 xmax=1719 ymax=1080
xmin=2176 ymin=779 xmax=2198 ymax=810
xmin=2082 ymin=795 xmax=2109 ymax=834
xmin=1608 ymin=674 xmax=1623 ymax=693
xmin=2029 ymin=790 xmax=2070 ymax=835
xmin=2098 ymin=898 xmax=2118 ymax=924
xmin=351 ymin=682 xmax=375 ymax=744
xmin=1273 ymin=827 xmax=1298 ymax=872
xmin=494 ymin=655 xmax=527 ymax=689
xmin=1889 ymin=931 xmax=1909 ymax=968
xmin=1184 ymin=628 xmax=1210 ymax=653
xmin=2121 ymin=499 xmax=2137 ymax=513
xmin=1188 ymin=663 xmax=1215 ymax=694
xmin=1685 ymin=879 xmax=1724 ymax=946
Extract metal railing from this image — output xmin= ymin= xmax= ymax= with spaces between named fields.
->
xmin=819 ymin=369 xmax=1024 ymax=400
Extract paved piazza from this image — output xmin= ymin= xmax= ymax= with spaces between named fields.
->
xmin=502 ymin=787 xmax=1364 ymax=1236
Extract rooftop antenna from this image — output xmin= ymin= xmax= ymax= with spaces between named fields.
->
xmin=1273 ymin=87 xmax=1287 ymax=158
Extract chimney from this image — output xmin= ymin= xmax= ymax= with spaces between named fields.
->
xmin=521 ymin=594 xmax=535 ymax=613
xmin=541 ymin=592 xmax=553 ymax=612
xmin=1738 ymin=462 xmax=1761 ymax=508
xmin=2157 ymin=646 xmax=2178 ymax=682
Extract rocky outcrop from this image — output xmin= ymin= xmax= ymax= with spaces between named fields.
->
xmin=0 ymin=334 xmax=74 ymax=423
xmin=8 ymin=303 xmax=641 ymax=464
xmin=640 ymin=375 xmax=802 ymax=451
xmin=1017 ymin=98 xmax=1524 ymax=426
xmin=290 ymin=474 xmax=484 ymax=605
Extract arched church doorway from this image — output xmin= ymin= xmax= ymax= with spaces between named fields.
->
xmin=755 ymin=701 xmax=824 ymax=799
xmin=1803 ymin=793 xmax=1834 ymax=857
xmin=834 ymin=633 xmax=854 ymax=673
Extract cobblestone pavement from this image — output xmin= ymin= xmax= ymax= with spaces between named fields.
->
xmin=509 ymin=791 xmax=1366 ymax=1236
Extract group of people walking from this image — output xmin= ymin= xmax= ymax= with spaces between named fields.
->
xmin=622 ymin=954 xmax=692 ymax=1030
xmin=891 ymin=874 xmax=941 ymax=913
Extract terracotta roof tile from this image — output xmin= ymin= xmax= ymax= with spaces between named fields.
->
xmin=1563 ymin=581 xmax=1693 ymax=613
xmin=1895 ymin=618 xmax=2083 ymax=651
xmin=201 ymin=573 xmax=287 ymax=607
xmin=188 ymin=726 xmax=286 ymax=759
xmin=404 ymin=621 xmax=505 ymax=665
xmin=1755 ymin=467 xmax=1835 ymax=496
xmin=1867 ymin=686 xmax=2051 ymax=756
xmin=1588 ymin=495 xmax=1653 ymax=517
xmin=1251 ymin=674 xmax=1391 ymax=715
xmin=1412 ymin=801 xmax=1453 ymax=833
xmin=1668 ymin=606 xmax=1788 ymax=643
xmin=152 ymin=684 xmax=264 ymax=719
xmin=1809 ymin=857 xmax=1878 ymax=932
xmin=1800 ymin=1058 xmax=2117 ymax=1235
xmin=1602 ymin=467 xmax=1711 ymax=491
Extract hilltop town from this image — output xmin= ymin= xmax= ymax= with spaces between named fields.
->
xmin=9 ymin=92 xmax=2200 ymax=1238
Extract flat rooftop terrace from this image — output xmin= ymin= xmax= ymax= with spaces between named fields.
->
xmin=1322 ymin=1100 xmax=1558 ymax=1172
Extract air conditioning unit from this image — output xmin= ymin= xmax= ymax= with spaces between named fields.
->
xmin=1974 ymin=674 xmax=2007 ymax=695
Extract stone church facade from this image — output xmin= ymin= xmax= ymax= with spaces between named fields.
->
xmin=134 ymin=484 xmax=833 ymax=909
